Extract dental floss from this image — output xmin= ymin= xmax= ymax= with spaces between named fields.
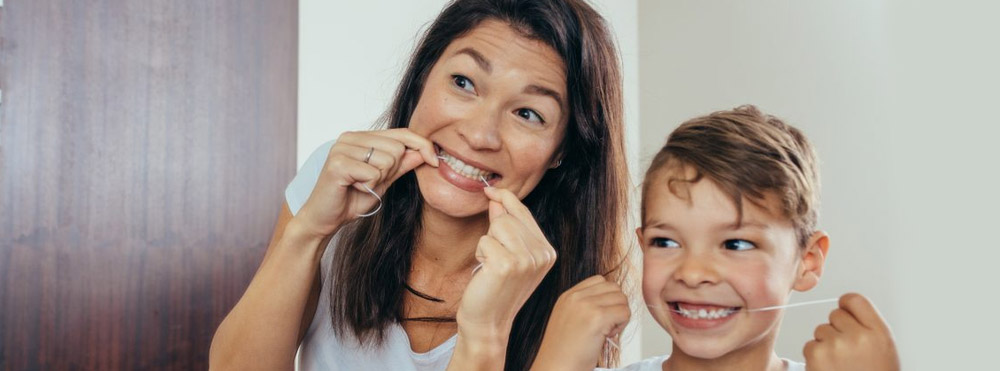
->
xmin=647 ymin=297 xmax=839 ymax=314
xmin=479 ymin=174 xmax=491 ymax=188
xmin=357 ymin=183 xmax=383 ymax=217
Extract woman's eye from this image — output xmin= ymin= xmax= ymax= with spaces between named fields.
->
xmin=650 ymin=238 xmax=680 ymax=249
xmin=452 ymin=75 xmax=476 ymax=94
xmin=724 ymin=239 xmax=756 ymax=251
xmin=515 ymin=108 xmax=545 ymax=124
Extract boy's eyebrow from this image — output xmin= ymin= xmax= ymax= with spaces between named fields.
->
xmin=643 ymin=220 xmax=770 ymax=231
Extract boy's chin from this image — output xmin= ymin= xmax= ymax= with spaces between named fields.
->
xmin=674 ymin=338 xmax=736 ymax=360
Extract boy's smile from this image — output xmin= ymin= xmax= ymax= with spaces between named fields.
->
xmin=638 ymin=166 xmax=819 ymax=360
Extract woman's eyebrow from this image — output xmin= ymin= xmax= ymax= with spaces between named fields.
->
xmin=455 ymin=47 xmax=492 ymax=74
xmin=524 ymin=84 xmax=563 ymax=108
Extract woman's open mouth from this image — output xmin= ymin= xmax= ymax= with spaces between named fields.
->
xmin=436 ymin=145 xmax=500 ymax=181
xmin=434 ymin=144 xmax=501 ymax=191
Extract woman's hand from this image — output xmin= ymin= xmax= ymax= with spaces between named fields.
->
xmin=451 ymin=187 xmax=558 ymax=368
xmin=532 ymin=275 xmax=630 ymax=371
xmin=293 ymin=129 xmax=439 ymax=239
xmin=803 ymin=293 xmax=900 ymax=371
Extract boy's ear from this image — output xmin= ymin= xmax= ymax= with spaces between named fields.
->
xmin=793 ymin=231 xmax=830 ymax=292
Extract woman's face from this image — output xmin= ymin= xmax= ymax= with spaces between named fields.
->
xmin=410 ymin=20 xmax=569 ymax=217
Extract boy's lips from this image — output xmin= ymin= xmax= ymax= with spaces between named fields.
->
xmin=666 ymin=301 xmax=743 ymax=329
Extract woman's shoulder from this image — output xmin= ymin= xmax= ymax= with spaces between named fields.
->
xmin=285 ymin=140 xmax=335 ymax=216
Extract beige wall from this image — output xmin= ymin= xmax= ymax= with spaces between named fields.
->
xmin=637 ymin=0 xmax=1000 ymax=369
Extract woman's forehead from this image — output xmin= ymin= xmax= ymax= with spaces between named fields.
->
xmin=441 ymin=20 xmax=567 ymax=92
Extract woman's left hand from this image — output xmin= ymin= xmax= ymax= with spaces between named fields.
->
xmin=452 ymin=187 xmax=557 ymax=367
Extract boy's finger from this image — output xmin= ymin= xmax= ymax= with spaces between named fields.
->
xmin=838 ymin=293 xmax=889 ymax=331
xmin=828 ymin=308 xmax=863 ymax=333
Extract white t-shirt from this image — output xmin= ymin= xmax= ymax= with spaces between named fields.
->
xmin=597 ymin=355 xmax=805 ymax=371
xmin=288 ymin=141 xmax=457 ymax=371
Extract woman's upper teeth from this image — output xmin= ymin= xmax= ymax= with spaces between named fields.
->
xmin=440 ymin=152 xmax=491 ymax=179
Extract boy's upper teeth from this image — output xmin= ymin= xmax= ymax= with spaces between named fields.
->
xmin=440 ymin=152 xmax=492 ymax=179
xmin=676 ymin=303 xmax=737 ymax=319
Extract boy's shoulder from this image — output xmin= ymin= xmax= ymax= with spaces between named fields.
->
xmin=595 ymin=355 xmax=668 ymax=371
xmin=595 ymin=356 xmax=805 ymax=371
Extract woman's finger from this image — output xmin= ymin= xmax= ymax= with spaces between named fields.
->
xmin=374 ymin=128 xmax=439 ymax=167
xmin=483 ymin=188 xmax=537 ymax=230
xmin=331 ymin=144 xmax=397 ymax=184
xmin=476 ymin=234 xmax=514 ymax=272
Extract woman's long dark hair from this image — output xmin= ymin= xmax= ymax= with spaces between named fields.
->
xmin=328 ymin=0 xmax=629 ymax=368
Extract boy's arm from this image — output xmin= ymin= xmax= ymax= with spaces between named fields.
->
xmin=803 ymin=293 xmax=900 ymax=371
xmin=531 ymin=275 xmax=631 ymax=371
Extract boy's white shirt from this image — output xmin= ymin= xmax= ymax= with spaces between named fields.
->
xmin=596 ymin=355 xmax=805 ymax=371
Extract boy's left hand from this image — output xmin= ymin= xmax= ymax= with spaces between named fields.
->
xmin=803 ymin=293 xmax=900 ymax=371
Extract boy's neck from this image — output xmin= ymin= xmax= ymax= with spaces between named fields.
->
xmin=662 ymin=332 xmax=787 ymax=371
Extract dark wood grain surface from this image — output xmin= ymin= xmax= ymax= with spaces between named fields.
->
xmin=0 ymin=1 xmax=297 ymax=369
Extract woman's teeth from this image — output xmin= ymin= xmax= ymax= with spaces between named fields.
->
xmin=438 ymin=151 xmax=494 ymax=180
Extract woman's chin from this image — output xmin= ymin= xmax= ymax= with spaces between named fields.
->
xmin=415 ymin=168 xmax=489 ymax=218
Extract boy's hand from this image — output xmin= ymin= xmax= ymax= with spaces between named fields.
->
xmin=531 ymin=275 xmax=630 ymax=371
xmin=803 ymin=293 xmax=900 ymax=371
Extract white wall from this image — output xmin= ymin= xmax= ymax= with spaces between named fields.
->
xmin=637 ymin=0 xmax=1000 ymax=369
xmin=298 ymin=0 xmax=644 ymax=364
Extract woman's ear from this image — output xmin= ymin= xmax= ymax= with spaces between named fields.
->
xmin=635 ymin=227 xmax=643 ymax=247
xmin=793 ymin=231 xmax=830 ymax=292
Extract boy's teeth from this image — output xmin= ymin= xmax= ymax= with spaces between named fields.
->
xmin=676 ymin=304 xmax=738 ymax=320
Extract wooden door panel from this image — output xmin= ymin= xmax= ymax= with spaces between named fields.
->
xmin=0 ymin=1 xmax=297 ymax=369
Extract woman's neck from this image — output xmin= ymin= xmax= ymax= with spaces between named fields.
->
xmin=663 ymin=332 xmax=786 ymax=371
xmin=412 ymin=205 xmax=489 ymax=275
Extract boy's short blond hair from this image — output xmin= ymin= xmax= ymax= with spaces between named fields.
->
xmin=642 ymin=105 xmax=820 ymax=246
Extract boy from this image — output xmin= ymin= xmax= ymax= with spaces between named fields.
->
xmin=532 ymin=106 xmax=899 ymax=371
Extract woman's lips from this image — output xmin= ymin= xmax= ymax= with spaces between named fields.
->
xmin=434 ymin=144 xmax=502 ymax=192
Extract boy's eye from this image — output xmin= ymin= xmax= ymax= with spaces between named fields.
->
xmin=650 ymin=238 xmax=680 ymax=249
xmin=724 ymin=239 xmax=756 ymax=251
xmin=515 ymin=108 xmax=545 ymax=124
xmin=452 ymin=75 xmax=476 ymax=94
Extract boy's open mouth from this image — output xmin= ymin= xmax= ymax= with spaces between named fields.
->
xmin=670 ymin=301 xmax=742 ymax=320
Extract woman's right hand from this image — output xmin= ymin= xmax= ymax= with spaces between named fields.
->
xmin=293 ymin=128 xmax=439 ymax=239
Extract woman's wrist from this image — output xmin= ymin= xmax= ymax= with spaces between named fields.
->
xmin=282 ymin=217 xmax=337 ymax=260
xmin=450 ymin=326 xmax=509 ymax=371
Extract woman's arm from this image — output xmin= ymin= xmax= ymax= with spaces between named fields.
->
xmin=209 ymin=203 xmax=331 ymax=371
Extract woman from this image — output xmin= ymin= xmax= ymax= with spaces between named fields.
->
xmin=209 ymin=0 xmax=629 ymax=370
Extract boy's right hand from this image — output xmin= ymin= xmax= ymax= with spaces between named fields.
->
xmin=803 ymin=293 xmax=900 ymax=371
xmin=294 ymin=129 xmax=439 ymax=239
xmin=532 ymin=275 xmax=630 ymax=371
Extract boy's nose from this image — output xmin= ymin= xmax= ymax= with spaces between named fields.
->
xmin=456 ymin=108 xmax=502 ymax=151
xmin=672 ymin=252 xmax=720 ymax=288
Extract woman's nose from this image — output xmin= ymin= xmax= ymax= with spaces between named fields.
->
xmin=456 ymin=108 xmax=502 ymax=151
xmin=672 ymin=251 xmax=720 ymax=288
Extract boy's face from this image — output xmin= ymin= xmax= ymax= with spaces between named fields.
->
xmin=639 ymin=168 xmax=826 ymax=359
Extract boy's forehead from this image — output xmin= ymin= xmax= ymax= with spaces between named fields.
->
xmin=643 ymin=168 xmax=791 ymax=230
